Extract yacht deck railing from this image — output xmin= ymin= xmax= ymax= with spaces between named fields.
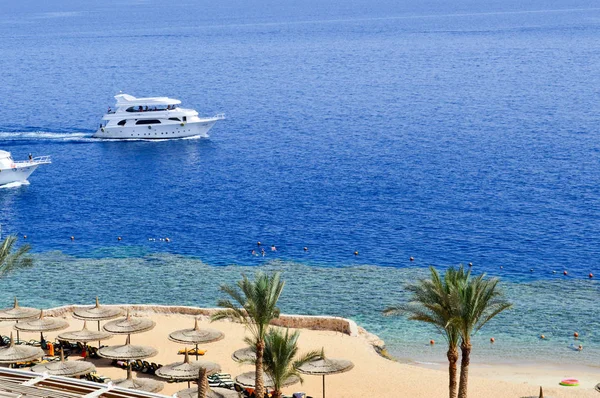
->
xmin=13 ymin=156 xmax=52 ymax=167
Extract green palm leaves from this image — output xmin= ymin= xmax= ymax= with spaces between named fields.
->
xmin=212 ymin=272 xmax=285 ymax=398
xmin=384 ymin=265 xmax=511 ymax=398
xmin=248 ymin=328 xmax=320 ymax=398
xmin=0 ymin=236 xmax=32 ymax=276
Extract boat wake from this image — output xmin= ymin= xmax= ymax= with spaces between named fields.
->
xmin=0 ymin=131 xmax=94 ymax=142
xmin=0 ymin=180 xmax=30 ymax=189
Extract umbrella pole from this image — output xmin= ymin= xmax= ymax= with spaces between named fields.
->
xmin=323 ymin=375 xmax=326 ymax=398
xmin=98 ymin=320 xmax=101 ymax=349
xmin=195 ymin=343 xmax=199 ymax=361
xmin=15 ymin=321 xmax=19 ymax=344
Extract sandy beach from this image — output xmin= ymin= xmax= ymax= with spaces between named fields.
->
xmin=0 ymin=306 xmax=597 ymax=398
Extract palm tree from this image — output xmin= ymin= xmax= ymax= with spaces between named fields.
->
xmin=245 ymin=328 xmax=320 ymax=398
xmin=0 ymin=235 xmax=32 ymax=276
xmin=454 ymin=271 xmax=512 ymax=398
xmin=384 ymin=266 xmax=468 ymax=398
xmin=211 ymin=272 xmax=285 ymax=398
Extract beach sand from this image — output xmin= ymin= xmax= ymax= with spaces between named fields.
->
xmin=0 ymin=308 xmax=596 ymax=398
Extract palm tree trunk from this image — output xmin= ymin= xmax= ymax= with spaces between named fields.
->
xmin=458 ymin=341 xmax=472 ymax=398
xmin=271 ymin=391 xmax=282 ymax=398
xmin=255 ymin=340 xmax=266 ymax=398
xmin=447 ymin=348 xmax=459 ymax=398
xmin=197 ymin=368 xmax=208 ymax=398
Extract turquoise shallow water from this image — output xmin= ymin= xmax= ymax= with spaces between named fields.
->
xmin=1 ymin=251 xmax=598 ymax=367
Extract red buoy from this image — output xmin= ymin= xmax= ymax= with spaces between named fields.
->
xmin=589 ymin=273 xmax=593 ymax=278
xmin=490 ymin=337 xmax=495 ymax=343
xmin=429 ymin=340 xmax=435 ymax=345
xmin=563 ymin=270 xmax=568 ymax=276
xmin=574 ymin=332 xmax=579 ymax=339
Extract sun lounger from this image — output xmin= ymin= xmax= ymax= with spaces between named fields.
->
xmin=133 ymin=359 xmax=146 ymax=372
xmin=87 ymin=346 xmax=100 ymax=359
xmin=178 ymin=348 xmax=206 ymax=356
xmin=150 ymin=362 xmax=161 ymax=373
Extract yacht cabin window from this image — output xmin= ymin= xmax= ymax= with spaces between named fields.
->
xmin=117 ymin=120 xmax=127 ymax=126
xmin=126 ymin=105 xmax=176 ymax=113
xmin=135 ymin=119 xmax=161 ymax=125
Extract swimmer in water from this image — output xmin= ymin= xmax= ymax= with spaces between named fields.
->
xmin=251 ymin=250 xmax=257 ymax=256
xmin=271 ymin=245 xmax=276 ymax=251
xmin=261 ymin=248 xmax=266 ymax=257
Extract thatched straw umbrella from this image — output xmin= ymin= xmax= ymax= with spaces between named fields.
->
xmin=98 ymin=336 xmax=157 ymax=361
xmin=32 ymin=348 xmax=95 ymax=377
xmin=0 ymin=333 xmax=43 ymax=364
xmin=102 ymin=309 xmax=155 ymax=343
xmin=234 ymin=371 xmax=299 ymax=389
xmin=99 ymin=335 xmax=159 ymax=391
xmin=14 ymin=310 xmax=69 ymax=342
xmin=176 ymin=386 xmax=241 ymax=398
xmin=169 ymin=318 xmax=224 ymax=360
xmin=231 ymin=347 xmax=255 ymax=363
xmin=58 ymin=321 xmax=113 ymax=344
xmin=73 ymin=297 xmax=123 ymax=334
xmin=0 ymin=298 xmax=41 ymax=343
xmin=296 ymin=351 xmax=353 ymax=398
xmin=156 ymin=350 xmax=221 ymax=389
xmin=113 ymin=365 xmax=164 ymax=393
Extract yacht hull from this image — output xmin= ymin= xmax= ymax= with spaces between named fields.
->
xmin=0 ymin=164 xmax=39 ymax=186
xmin=92 ymin=119 xmax=219 ymax=140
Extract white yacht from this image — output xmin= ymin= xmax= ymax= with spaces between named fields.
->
xmin=93 ymin=94 xmax=224 ymax=140
xmin=0 ymin=151 xmax=51 ymax=187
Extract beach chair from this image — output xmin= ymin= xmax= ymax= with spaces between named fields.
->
xmin=135 ymin=359 xmax=145 ymax=372
xmin=142 ymin=361 xmax=151 ymax=373
xmin=97 ymin=375 xmax=111 ymax=383
xmin=209 ymin=374 xmax=234 ymax=388
xmin=87 ymin=346 xmax=100 ymax=359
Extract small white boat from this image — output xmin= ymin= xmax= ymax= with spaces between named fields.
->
xmin=93 ymin=94 xmax=224 ymax=140
xmin=0 ymin=151 xmax=51 ymax=187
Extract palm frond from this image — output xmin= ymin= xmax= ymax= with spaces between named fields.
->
xmin=0 ymin=236 xmax=33 ymax=277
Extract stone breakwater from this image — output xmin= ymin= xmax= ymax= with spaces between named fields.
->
xmin=43 ymin=304 xmax=387 ymax=352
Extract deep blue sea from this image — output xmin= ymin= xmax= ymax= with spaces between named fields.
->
xmin=1 ymin=0 xmax=600 ymax=367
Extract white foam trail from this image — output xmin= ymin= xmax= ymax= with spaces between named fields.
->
xmin=0 ymin=180 xmax=30 ymax=189
xmin=0 ymin=131 xmax=93 ymax=142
